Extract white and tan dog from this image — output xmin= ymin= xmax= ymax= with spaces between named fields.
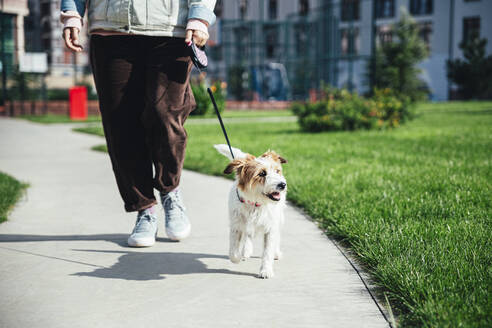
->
xmin=215 ymin=144 xmax=287 ymax=278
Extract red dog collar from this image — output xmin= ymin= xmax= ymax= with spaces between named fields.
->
xmin=236 ymin=188 xmax=261 ymax=207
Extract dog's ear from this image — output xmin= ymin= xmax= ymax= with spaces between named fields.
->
xmin=224 ymin=159 xmax=244 ymax=175
xmin=224 ymin=155 xmax=256 ymax=175
xmin=261 ymin=151 xmax=287 ymax=164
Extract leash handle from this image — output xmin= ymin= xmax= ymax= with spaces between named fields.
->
xmin=187 ymin=45 xmax=234 ymax=160
xmin=207 ymin=87 xmax=235 ymax=160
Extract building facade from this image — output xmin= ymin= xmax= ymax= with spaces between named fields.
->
xmin=25 ymin=0 xmax=90 ymax=88
xmin=210 ymin=0 xmax=492 ymax=100
xmin=0 ymin=0 xmax=29 ymax=76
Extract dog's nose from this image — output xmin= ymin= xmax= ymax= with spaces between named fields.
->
xmin=277 ymin=182 xmax=286 ymax=190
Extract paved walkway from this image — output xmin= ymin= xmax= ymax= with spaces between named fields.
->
xmin=0 ymin=118 xmax=388 ymax=328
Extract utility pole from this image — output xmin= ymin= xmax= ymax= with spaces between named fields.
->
xmin=447 ymin=0 xmax=455 ymax=100
xmin=370 ymin=0 xmax=377 ymax=92
xmin=259 ymin=0 xmax=263 ymax=22
xmin=1 ymin=0 xmax=8 ymax=111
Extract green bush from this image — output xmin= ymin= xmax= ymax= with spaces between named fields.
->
xmin=292 ymin=88 xmax=412 ymax=132
xmin=191 ymin=81 xmax=212 ymax=115
xmin=190 ymin=79 xmax=226 ymax=116
xmin=47 ymin=89 xmax=69 ymax=100
xmin=47 ymin=84 xmax=98 ymax=101
xmin=447 ymin=34 xmax=492 ymax=99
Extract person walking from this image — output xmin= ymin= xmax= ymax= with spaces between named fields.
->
xmin=61 ymin=0 xmax=216 ymax=246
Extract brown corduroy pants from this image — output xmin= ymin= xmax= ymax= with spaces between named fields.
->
xmin=90 ymin=35 xmax=195 ymax=212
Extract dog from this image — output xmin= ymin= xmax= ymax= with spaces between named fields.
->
xmin=214 ymin=144 xmax=287 ymax=279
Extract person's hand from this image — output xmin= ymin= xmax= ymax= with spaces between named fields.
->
xmin=63 ymin=27 xmax=83 ymax=52
xmin=185 ymin=29 xmax=208 ymax=47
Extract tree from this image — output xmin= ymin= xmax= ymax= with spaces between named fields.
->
xmin=447 ymin=35 xmax=492 ymax=100
xmin=367 ymin=9 xmax=429 ymax=101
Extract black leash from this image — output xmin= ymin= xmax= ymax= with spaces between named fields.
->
xmin=189 ymin=41 xmax=235 ymax=160
xmin=207 ymin=87 xmax=235 ymax=160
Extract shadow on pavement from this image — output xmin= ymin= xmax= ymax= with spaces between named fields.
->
xmin=71 ymin=249 xmax=257 ymax=281
xmin=0 ymin=234 xmax=257 ymax=280
xmin=0 ymin=233 xmax=175 ymax=247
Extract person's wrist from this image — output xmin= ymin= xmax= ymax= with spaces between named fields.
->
xmin=186 ymin=19 xmax=209 ymax=38
xmin=60 ymin=10 xmax=82 ymax=32
xmin=63 ymin=17 xmax=82 ymax=32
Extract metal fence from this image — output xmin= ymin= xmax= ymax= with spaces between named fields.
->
xmin=219 ymin=2 xmax=373 ymax=101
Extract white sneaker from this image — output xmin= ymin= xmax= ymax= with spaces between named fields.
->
xmin=161 ymin=190 xmax=191 ymax=241
xmin=127 ymin=211 xmax=158 ymax=247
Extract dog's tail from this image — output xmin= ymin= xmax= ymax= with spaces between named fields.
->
xmin=214 ymin=144 xmax=248 ymax=160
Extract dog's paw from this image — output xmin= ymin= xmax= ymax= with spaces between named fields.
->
xmin=274 ymin=251 xmax=283 ymax=261
xmin=258 ymin=267 xmax=275 ymax=279
xmin=229 ymin=254 xmax=241 ymax=264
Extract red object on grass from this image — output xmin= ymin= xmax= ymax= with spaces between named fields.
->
xmin=69 ymin=86 xmax=88 ymax=120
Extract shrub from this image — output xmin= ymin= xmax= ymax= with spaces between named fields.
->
xmin=447 ymin=34 xmax=492 ymax=100
xmin=46 ymin=86 xmax=98 ymax=101
xmin=190 ymin=81 xmax=212 ymax=115
xmin=209 ymin=81 xmax=226 ymax=114
xmin=190 ymin=79 xmax=226 ymax=116
xmin=292 ymin=88 xmax=412 ymax=132
xmin=46 ymin=89 xmax=66 ymax=100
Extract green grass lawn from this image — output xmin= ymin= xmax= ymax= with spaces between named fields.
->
xmin=211 ymin=109 xmax=292 ymax=118
xmin=0 ymin=172 xmax=27 ymax=223
xmin=74 ymin=101 xmax=492 ymax=327
xmin=21 ymin=110 xmax=292 ymax=125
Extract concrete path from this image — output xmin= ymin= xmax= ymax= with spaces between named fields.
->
xmin=0 ymin=118 xmax=389 ymax=328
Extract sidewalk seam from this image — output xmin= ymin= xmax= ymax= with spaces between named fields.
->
xmin=330 ymin=239 xmax=394 ymax=328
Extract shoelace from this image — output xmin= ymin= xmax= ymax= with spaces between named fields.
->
xmin=163 ymin=192 xmax=185 ymax=213
xmin=134 ymin=214 xmax=155 ymax=233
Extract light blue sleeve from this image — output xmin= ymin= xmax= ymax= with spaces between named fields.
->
xmin=188 ymin=0 xmax=217 ymax=25
xmin=60 ymin=0 xmax=87 ymax=17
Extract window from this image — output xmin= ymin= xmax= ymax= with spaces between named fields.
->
xmin=377 ymin=25 xmax=392 ymax=45
xmin=264 ymin=25 xmax=279 ymax=58
xmin=376 ymin=0 xmax=394 ymax=19
xmin=340 ymin=28 xmax=360 ymax=55
xmin=418 ymin=22 xmax=432 ymax=50
xmin=239 ymin=0 xmax=248 ymax=20
xmin=410 ymin=0 xmax=433 ymax=16
xmin=269 ymin=0 xmax=278 ymax=20
xmin=0 ymin=13 xmax=15 ymax=72
xmin=341 ymin=0 xmax=360 ymax=22
xmin=299 ymin=0 xmax=309 ymax=16
xmin=40 ymin=2 xmax=50 ymax=16
xmin=463 ymin=17 xmax=480 ymax=42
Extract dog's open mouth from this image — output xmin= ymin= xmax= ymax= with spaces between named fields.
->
xmin=265 ymin=192 xmax=281 ymax=201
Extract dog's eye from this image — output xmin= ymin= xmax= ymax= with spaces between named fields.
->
xmin=258 ymin=170 xmax=267 ymax=177
xmin=275 ymin=169 xmax=281 ymax=174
